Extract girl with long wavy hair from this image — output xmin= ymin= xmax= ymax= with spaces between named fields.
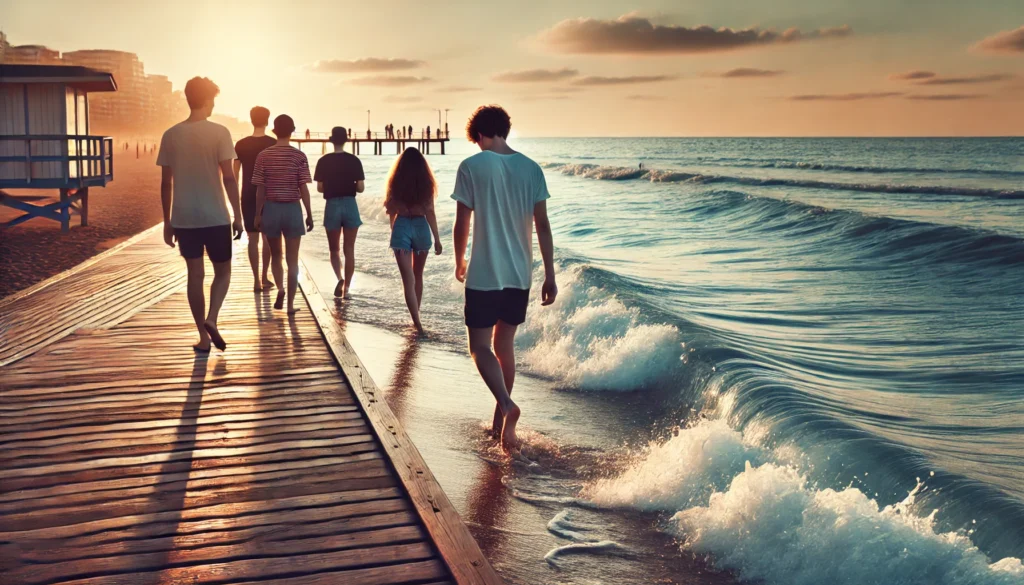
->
xmin=384 ymin=147 xmax=442 ymax=333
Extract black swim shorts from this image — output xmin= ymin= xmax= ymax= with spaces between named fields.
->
xmin=175 ymin=224 xmax=232 ymax=263
xmin=464 ymin=287 xmax=530 ymax=328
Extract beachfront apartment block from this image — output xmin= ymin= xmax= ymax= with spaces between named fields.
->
xmin=1 ymin=40 xmax=186 ymax=135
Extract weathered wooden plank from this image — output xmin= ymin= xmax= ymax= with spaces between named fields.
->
xmin=4 ymin=525 xmax=430 ymax=585
xmin=0 ymin=406 xmax=361 ymax=445
xmin=232 ymin=560 xmax=451 ymax=585
xmin=298 ymin=262 xmax=503 ymax=584
xmin=0 ymin=458 xmax=392 ymax=513
xmin=0 ymin=487 xmax=405 ymax=541
xmin=13 ymin=511 xmax=420 ymax=564
xmin=53 ymin=543 xmax=437 ymax=585
xmin=1 ymin=474 xmax=399 ymax=532
xmin=0 ymin=444 xmax=380 ymax=494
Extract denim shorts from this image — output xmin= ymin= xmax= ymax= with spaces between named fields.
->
xmin=261 ymin=201 xmax=305 ymax=238
xmin=389 ymin=215 xmax=432 ymax=253
xmin=324 ymin=197 xmax=362 ymax=230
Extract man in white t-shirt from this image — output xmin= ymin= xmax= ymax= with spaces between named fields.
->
xmin=452 ymin=105 xmax=557 ymax=451
xmin=157 ymin=76 xmax=242 ymax=353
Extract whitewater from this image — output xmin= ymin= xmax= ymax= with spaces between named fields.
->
xmin=296 ymin=136 xmax=1024 ymax=585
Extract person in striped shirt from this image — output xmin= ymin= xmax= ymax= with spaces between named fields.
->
xmin=252 ymin=114 xmax=313 ymax=314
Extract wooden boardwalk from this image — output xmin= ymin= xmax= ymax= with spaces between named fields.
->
xmin=0 ymin=227 xmax=501 ymax=584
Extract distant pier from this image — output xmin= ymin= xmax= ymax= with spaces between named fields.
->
xmin=293 ymin=131 xmax=450 ymax=155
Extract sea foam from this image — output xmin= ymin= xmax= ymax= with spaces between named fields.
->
xmin=517 ymin=265 xmax=681 ymax=391
xmin=585 ymin=419 xmax=1024 ymax=585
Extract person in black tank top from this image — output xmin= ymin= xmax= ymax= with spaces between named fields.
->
xmin=233 ymin=106 xmax=277 ymax=292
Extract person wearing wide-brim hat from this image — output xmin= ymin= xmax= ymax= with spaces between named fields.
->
xmin=252 ymin=114 xmax=314 ymax=314
xmin=315 ymin=126 xmax=365 ymax=298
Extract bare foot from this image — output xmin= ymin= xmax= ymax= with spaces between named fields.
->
xmin=334 ymin=279 xmax=345 ymax=298
xmin=193 ymin=336 xmax=211 ymax=352
xmin=491 ymin=405 xmax=503 ymax=439
xmin=253 ymin=284 xmax=263 ymax=293
xmin=274 ymin=291 xmax=285 ymax=310
xmin=203 ymin=321 xmax=226 ymax=350
xmin=262 ymin=279 xmax=275 ymax=290
xmin=287 ymin=306 xmax=300 ymax=315
xmin=500 ymin=403 xmax=521 ymax=452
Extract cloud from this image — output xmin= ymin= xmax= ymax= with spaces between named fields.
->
xmin=789 ymin=92 xmax=903 ymax=101
xmin=706 ymin=68 xmax=785 ymax=78
xmin=538 ymin=14 xmax=852 ymax=55
xmin=349 ymin=76 xmax=432 ymax=87
xmin=889 ymin=70 xmax=936 ymax=80
xmin=437 ymin=85 xmax=482 ymax=93
xmin=311 ymin=58 xmax=425 ymax=73
xmin=917 ymin=73 xmax=1011 ymax=85
xmin=382 ymin=95 xmax=423 ymax=103
xmin=907 ymin=93 xmax=987 ymax=101
xmin=492 ymin=68 xmax=579 ymax=83
xmin=572 ymin=75 xmax=675 ymax=86
xmin=972 ymin=26 xmax=1024 ymax=54
xmin=626 ymin=94 xmax=666 ymax=101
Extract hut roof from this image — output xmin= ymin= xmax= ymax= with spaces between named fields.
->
xmin=0 ymin=64 xmax=117 ymax=92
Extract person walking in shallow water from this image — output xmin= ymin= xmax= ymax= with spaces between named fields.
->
xmin=315 ymin=127 xmax=365 ymax=299
xmin=252 ymin=114 xmax=314 ymax=314
xmin=157 ymin=77 xmax=242 ymax=352
xmin=452 ymin=105 xmax=557 ymax=451
xmin=233 ymin=106 xmax=276 ymax=292
xmin=385 ymin=148 xmax=442 ymax=333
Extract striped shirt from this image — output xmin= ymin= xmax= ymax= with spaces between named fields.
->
xmin=252 ymin=145 xmax=311 ymax=203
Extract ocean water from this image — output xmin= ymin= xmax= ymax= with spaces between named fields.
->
xmin=296 ymin=137 xmax=1024 ymax=584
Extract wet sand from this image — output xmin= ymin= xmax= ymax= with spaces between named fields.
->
xmin=0 ymin=152 xmax=164 ymax=299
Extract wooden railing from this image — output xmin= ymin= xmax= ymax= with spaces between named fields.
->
xmin=0 ymin=135 xmax=114 ymax=188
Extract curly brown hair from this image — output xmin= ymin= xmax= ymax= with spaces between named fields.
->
xmin=466 ymin=105 xmax=511 ymax=143
xmin=384 ymin=148 xmax=436 ymax=212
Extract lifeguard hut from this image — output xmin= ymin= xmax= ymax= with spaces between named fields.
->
xmin=0 ymin=64 xmax=116 ymax=231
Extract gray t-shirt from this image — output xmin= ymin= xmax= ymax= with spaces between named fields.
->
xmin=451 ymin=150 xmax=550 ymax=291
xmin=156 ymin=120 xmax=237 ymax=228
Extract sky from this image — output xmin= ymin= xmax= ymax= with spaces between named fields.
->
xmin=3 ymin=0 xmax=1023 ymax=136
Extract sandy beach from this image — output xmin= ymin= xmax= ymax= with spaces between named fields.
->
xmin=0 ymin=151 xmax=164 ymax=298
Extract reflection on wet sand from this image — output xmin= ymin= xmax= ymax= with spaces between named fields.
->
xmin=383 ymin=331 xmax=421 ymax=423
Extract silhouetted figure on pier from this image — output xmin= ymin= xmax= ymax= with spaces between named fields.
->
xmin=408 ymin=125 xmax=413 ymax=139
xmin=452 ymin=105 xmax=557 ymax=452
xmin=367 ymin=129 xmax=372 ymax=140
xmin=233 ymin=106 xmax=276 ymax=292
xmin=426 ymin=126 xmax=431 ymax=140
xmin=157 ymin=76 xmax=242 ymax=352
xmin=305 ymin=128 xmax=310 ymax=139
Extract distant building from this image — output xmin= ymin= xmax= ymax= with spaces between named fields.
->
xmin=3 ymin=44 xmax=62 ymax=65
xmin=0 ymin=31 xmax=8 ymax=63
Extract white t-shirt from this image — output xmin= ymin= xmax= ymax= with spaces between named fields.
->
xmin=156 ymin=120 xmax=237 ymax=228
xmin=451 ymin=150 xmax=550 ymax=291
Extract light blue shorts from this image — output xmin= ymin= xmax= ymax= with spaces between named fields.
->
xmin=390 ymin=215 xmax=432 ymax=253
xmin=262 ymin=201 xmax=305 ymax=238
xmin=324 ymin=197 xmax=362 ymax=230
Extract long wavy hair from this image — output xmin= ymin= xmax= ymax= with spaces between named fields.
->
xmin=384 ymin=147 xmax=436 ymax=211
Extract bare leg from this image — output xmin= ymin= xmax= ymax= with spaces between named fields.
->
xmin=185 ymin=257 xmax=210 ymax=350
xmin=267 ymin=234 xmax=285 ymax=309
xmin=395 ymin=251 xmax=423 ymax=332
xmin=342 ymin=226 xmax=359 ymax=297
xmin=327 ymin=228 xmax=343 ymax=296
xmin=206 ymin=259 xmax=231 ymax=330
xmin=247 ymin=231 xmax=261 ymax=291
xmin=285 ymin=236 xmax=302 ymax=314
xmin=413 ymin=250 xmax=427 ymax=308
xmin=468 ymin=327 xmax=520 ymax=451
xmin=260 ymin=233 xmax=274 ymax=289
xmin=491 ymin=321 xmax=518 ymax=437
